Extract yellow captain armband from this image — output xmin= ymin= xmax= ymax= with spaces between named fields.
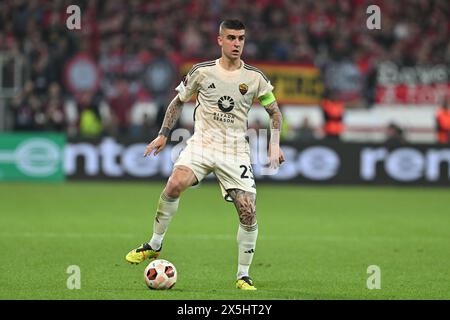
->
xmin=258 ymin=92 xmax=276 ymax=107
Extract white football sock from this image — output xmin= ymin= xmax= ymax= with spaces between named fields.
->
xmin=236 ymin=223 xmax=258 ymax=279
xmin=149 ymin=233 xmax=164 ymax=251
xmin=149 ymin=192 xmax=179 ymax=250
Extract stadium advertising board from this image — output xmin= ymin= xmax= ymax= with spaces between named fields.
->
xmin=0 ymin=133 xmax=65 ymax=181
xmin=66 ymin=138 xmax=450 ymax=186
xmin=180 ymin=61 xmax=324 ymax=105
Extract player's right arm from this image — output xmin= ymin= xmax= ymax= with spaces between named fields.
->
xmin=144 ymin=95 xmax=184 ymax=157
xmin=144 ymin=66 xmax=202 ymax=157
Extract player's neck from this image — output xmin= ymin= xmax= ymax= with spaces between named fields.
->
xmin=219 ymin=56 xmax=242 ymax=71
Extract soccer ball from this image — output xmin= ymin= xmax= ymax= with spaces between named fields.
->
xmin=144 ymin=259 xmax=177 ymax=290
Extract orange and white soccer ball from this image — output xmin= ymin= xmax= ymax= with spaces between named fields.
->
xmin=144 ymin=259 xmax=177 ymax=290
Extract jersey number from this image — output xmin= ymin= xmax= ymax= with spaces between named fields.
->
xmin=240 ymin=165 xmax=254 ymax=179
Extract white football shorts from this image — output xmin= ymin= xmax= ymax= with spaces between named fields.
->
xmin=173 ymin=143 xmax=256 ymax=202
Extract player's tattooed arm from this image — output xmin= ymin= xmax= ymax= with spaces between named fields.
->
xmin=228 ymin=189 xmax=257 ymax=226
xmin=159 ymin=95 xmax=184 ymax=137
xmin=264 ymin=100 xmax=282 ymax=146
xmin=144 ymin=95 xmax=183 ymax=157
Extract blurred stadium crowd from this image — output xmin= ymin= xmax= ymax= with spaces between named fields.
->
xmin=0 ymin=0 xmax=448 ymax=140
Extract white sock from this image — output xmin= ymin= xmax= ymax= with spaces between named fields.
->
xmin=237 ymin=265 xmax=250 ymax=279
xmin=149 ymin=233 xmax=164 ymax=251
xmin=236 ymin=223 xmax=258 ymax=279
xmin=148 ymin=192 xmax=179 ymax=250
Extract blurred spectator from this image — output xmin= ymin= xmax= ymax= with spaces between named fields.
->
xmin=45 ymin=82 xmax=66 ymax=131
xmin=11 ymin=81 xmax=36 ymax=131
xmin=45 ymin=99 xmax=66 ymax=131
xmin=108 ymin=78 xmax=136 ymax=137
xmin=295 ymin=118 xmax=316 ymax=142
xmin=321 ymin=90 xmax=345 ymax=141
xmin=435 ymin=97 xmax=450 ymax=144
xmin=279 ymin=105 xmax=294 ymax=142
xmin=129 ymin=99 xmax=159 ymax=139
xmin=385 ymin=123 xmax=406 ymax=145
xmin=77 ymin=90 xmax=103 ymax=138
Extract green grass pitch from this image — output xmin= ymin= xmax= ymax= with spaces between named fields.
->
xmin=0 ymin=182 xmax=449 ymax=300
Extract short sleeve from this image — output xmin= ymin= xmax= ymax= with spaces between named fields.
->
xmin=175 ymin=68 xmax=201 ymax=102
xmin=256 ymin=71 xmax=274 ymax=100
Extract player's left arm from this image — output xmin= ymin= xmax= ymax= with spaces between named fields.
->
xmin=260 ymin=93 xmax=285 ymax=168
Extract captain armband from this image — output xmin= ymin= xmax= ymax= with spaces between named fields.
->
xmin=258 ymin=92 xmax=276 ymax=107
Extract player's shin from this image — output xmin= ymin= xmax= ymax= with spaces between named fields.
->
xmin=149 ymin=192 xmax=180 ymax=250
xmin=236 ymin=223 xmax=258 ymax=279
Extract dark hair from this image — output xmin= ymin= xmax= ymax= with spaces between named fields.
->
xmin=219 ymin=19 xmax=245 ymax=33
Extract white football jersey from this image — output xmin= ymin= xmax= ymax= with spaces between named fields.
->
xmin=176 ymin=59 xmax=274 ymax=155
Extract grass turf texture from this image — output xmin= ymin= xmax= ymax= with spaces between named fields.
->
xmin=0 ymin=182 xmax=449 ymax=300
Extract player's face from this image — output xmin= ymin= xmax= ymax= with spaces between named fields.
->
xmin=218 ymin=29 xmax=245 ymax=60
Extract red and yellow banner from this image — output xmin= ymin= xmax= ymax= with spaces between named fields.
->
xmin=180 ymin=61 xmax=323 ymax=105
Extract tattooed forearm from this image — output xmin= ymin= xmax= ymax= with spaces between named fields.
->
xmin=228 ymin=189 xmax=257 ymax=226
xmin=160 ymin=95 xmax=184 ymax=134
xmin=264 ymin=100 xmax=283 ymax=145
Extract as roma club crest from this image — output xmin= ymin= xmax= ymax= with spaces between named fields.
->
xmin=239 ymin=83 xmax=248 ymax=95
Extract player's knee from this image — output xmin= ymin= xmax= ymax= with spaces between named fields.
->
xmin=239 ymin=212 xmax=257 ymax=226
xmin=165 ymin=175 xmax=188 ymax=198
xmin=165 ymin=178 xmax=182 ymax=198
xmin=237 ymin=202 xmax=257 ymax=226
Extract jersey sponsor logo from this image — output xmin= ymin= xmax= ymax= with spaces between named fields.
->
xmin=239 ymin=83 xmax=248 ymax=95
xmin=213 ymin=112 xmax=235 ymax=124
xmin=208 ymin=83 xmax=216 ymax=89
xmin=218 ymin=96 xmax=235 ymax=112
